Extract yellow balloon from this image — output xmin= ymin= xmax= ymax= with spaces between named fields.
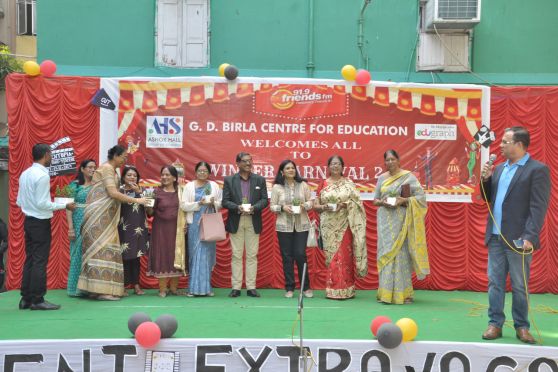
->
xmin=341 ymin=65 xmax=357 ymax=81
xmin=23 ymin=61 xmax=41 ymax=76
xmin=396 ymin=318 xmax=418 ymax=342
xmin=219 ymin=63 xmax=230 ymax=77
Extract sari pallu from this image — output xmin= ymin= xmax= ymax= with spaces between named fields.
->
xmin=318 ymin=178 xmax=367 ymax=299
xmin=77 ymin=165 xmax=124 ymax=297
xmin=375 ymin=171 xmax=429 ymax=304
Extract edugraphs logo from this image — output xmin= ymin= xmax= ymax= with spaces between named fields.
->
xmin=146 ymin=116 xmax=183 ymax=148
xmin=415 ymin=124 xmax=457 ymax=141
xmin=270 ymin=87 xmax=333 ymax=111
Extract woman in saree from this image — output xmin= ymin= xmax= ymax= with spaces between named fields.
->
xmin=66 ymin=158 xmax=96 ymax=297
xmin=373 ymin=149 xmax=429 ymax=304
xmin=78 ymin=145 xmax=146 ymax=301
xmin=146 ymin=165 xmax=187 ymax=297
xmin=314 ymin=155 xmax=367 ymax=299
xmin=181 ymin=161 xmax=222 ymax=297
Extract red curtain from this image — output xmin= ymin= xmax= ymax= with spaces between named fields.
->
xmin=5 ymin=74 xmax=100 ymax=290
xmin=6 ymin=80 xmax=558 ymax=293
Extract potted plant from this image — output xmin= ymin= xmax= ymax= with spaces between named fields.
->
xmin=291 ymin=198 xmax=301 ymax=214
xmin=327 ymin=196 xmax=338 ymax=212
xmin=54 ymin=184 xmax=75 ymax=204
xmin=241 ymin=196 xmax=251 ymax=212
xmin=142 ymin=188 xmax=155 ymax=207
xmin=203 ymin=184 xmax=212 ymax=203
xmin=386 ymin=190 xmax=398 ymax=206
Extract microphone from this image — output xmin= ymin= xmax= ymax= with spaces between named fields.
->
xmin=482 ymin=154 xmax=497 ymax=179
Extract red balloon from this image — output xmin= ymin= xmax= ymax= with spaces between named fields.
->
xmin=371 ymin=316 xmax=392 ymax=337
xmin=40 ymin=60 xmax=57 ymax=77
xmin=135 ymin=321 xmax=161 ymax=348
xmin=355 ymin=69 xmax=371 ymax=85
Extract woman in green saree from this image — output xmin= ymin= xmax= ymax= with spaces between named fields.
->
xmin=373 ymin=149 xmax=429 ymax=304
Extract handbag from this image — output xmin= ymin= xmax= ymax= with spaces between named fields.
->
xmin=200 ymin=207 xmax=227 ymax=242
xmin=307 ymin=219 xmax=319 ymax=247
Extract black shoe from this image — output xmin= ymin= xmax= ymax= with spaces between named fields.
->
xmin=228 ymin=289 xmax=241 ymax=298
xmin=30 ymin=301 xmax=61 ymax=311
xmin=18 ymin=298 xmax=31 ymax=310
xmin=247 ymin=289 xmax=260 ymax=298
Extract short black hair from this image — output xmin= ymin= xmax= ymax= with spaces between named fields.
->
xmin=107 ymin=145 xmax=126 ymax=160
xmin=506 ymin=126 xmax=530 ymax=149
xmin=195 ymin=161 xmax=211 ymax=173
xmin=273 ymin=159 xmax=305 ymax=185
xmin=32 ymin=144 xmax=51 ymax=161
xmin=327 ymin=155 xmax=344 ymax=168
xmin=121 ymin=165 xmax=140 ymax=185
xmin=235 ymin=152 xmax=251 ymax=163
xmin=383 ymin=149 xmax=400 ymax=160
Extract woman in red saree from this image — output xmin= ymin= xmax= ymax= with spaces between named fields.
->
xmin=314 ymin=155 xmax=367 ymax=299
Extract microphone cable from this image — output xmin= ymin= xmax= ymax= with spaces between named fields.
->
xmin=479 ymin=175 xmax=542 ymax=344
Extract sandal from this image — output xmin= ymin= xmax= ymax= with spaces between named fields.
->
xmin=169 ymin=289 xmax=187 ymax=296
xmin=404 ymin=298 xmax=414 ymax=304
xmin=134 ymin=287 xmax=145 ymax=295
xmin=97 ymin=295 xmax=121 ymax=301
xmin=158 ymin=291 xmax=167 ymax=298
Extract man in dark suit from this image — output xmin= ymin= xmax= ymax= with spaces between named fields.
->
xmin=222 ymin=152 xmax=269 ymax=297
xmin=481 ymin=126 xmax=550 ymax=344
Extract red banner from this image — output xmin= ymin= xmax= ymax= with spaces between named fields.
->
xmin=114 ymin=79 xmax=489 ymax=202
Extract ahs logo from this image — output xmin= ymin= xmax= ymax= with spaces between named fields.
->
xmin=149 ymin=117 xmax=182 ymax=135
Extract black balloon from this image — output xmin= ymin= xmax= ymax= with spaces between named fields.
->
xmin=377 ymin=323 xmax=403 ymax=349
xmin=128 ymin=312 xmax=151 ymax=335
xmin=155 ymin=314 xmax=178 ymax=338
xmin=224 ymin=65 xmax=239 ymax=80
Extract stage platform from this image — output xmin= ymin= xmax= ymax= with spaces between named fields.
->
xmin=1 ymin=289 xmax=557 ymax=371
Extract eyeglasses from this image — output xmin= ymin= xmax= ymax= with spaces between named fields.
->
xmin=329 ymin=162 xmax=342 ymax=166
xmin=240 ymin=159 xmax=252 ymax=164
xmin=196 ymin=170 xmax=209 ymax=174
xmin=501 ymin=140 xmax=515 ymax=145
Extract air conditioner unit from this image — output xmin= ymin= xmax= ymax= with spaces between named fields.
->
xmin=424 ymin=0 xmax=481 ymax=31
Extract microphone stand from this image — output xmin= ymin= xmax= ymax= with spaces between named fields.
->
xmin=298 ymin=263 xmax=308 ymax=371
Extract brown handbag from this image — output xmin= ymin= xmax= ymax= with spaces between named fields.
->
xmin=200 ymin=207 xmax=227 ymax=242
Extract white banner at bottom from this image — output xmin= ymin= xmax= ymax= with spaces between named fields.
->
xmin=0 ymin=338 xmax=557 ymax=372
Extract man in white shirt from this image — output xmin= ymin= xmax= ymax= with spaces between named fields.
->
xmin=17 ymin=144 xmax=76 ymax=310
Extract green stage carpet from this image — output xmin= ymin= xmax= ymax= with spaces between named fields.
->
xmin=1 ymin=289 xmax=557 ymax=346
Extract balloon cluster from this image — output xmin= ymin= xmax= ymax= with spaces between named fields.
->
xmin=128 ymin=312 xmax=178 ymax=348
xmin=219 ymin=63 xmax=239 ymax=81
xmin=23 ymin=60 xmax=57 ymax=77
xmin=341 ymin=65 xmax=371 ymax=85
xmin=370 ymin=316 xmax=418 ymax=349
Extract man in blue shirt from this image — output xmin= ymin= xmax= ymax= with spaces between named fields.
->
xmin=480 ymin=127 xmax=550 ymax=344
xmin=17 ymin=144 xmax=76 ymax=310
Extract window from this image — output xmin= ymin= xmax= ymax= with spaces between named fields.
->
xmin=156 ymin=0 xmax=209 ymax=68
xmin=17 ymin=0 xmax=36 ymax=36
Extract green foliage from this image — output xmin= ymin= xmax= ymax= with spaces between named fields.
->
xmin=292 ymin=198 xmax=301 ymax=206
xmin=55 ymin=184 xmax=75 ymax=198
xmin=0 ymin=45 xmax=23 ymax=90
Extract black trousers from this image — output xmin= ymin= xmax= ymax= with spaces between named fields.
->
xmin=123 ymin=257 xmax=141 ymax=286
xmin=21 ymin=216 xmax=51 ymax=304
xmin=277 ymin=230 xmax=310 ymax=291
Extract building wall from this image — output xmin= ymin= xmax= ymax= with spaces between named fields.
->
xmin=34 ymin=0 xmax=558 ymax=83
